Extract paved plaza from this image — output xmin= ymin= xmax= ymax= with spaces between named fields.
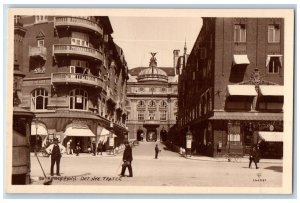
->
xmin=30 ymin=142 xmax=282 ymax=187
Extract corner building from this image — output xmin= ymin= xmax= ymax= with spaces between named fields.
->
xmin=175 ymin=18 xmax=284 ymax=157
xmin=126 ymin=53 xmax=178 ymax=142
xmin=16 ymin=16 xmax=128 ymax=152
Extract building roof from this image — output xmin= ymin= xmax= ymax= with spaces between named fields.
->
xmin=129 ymin=67 xmax=175 ymax=76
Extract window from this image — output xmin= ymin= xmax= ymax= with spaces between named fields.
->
xmin=160 ymin=111 xmax=167 ymax=121
xmin=31 ymin=88 xmax=48 ymax=110
xmin=228 ymin=122 xmax=241 ymax=145
xmin=69 ymin=89 xmax=88 ymax=110
xmin=138 ymin=111 xmax=144 ymax=121
xmin=35 ymin=16 xmax=48 ymax=23
xmin=268 ymin=25 xmax=280 ymax=43
xmin=234 ymin=24 xmax=246 ymax=43
xmin=71 ymin=32 xmax=89 ymax=47
xmin=149 ymin=111 xmax=155 ymax=120
xmin=267 ymin=56 xmax=281 ymax=74
xmin=69 ymin=66 xmax=89 ymax=74
xmin=37 ymin=40 xmax=44 ymax=47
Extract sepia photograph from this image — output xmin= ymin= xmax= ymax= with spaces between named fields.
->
xmin=5 ymin=8 xmax=294 ymax=194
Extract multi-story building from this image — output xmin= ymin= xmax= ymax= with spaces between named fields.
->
xmin=175 ymin=18 xmax=284 ymax=157
xmin=126 ymin=53 xmax=178 ymax=142
xmin=15 ymin=15 xmax=128 ymax=152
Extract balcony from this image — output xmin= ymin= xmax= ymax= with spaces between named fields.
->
xmin=53 ymin=44 xmax=103 ymax=62
xmin=29 ymin=46 xmax=47 ymax=60
xmin=54 ymin=17 xmax=103 ymax=36
xmin=51 ymin=72 xmax=105 ymax=89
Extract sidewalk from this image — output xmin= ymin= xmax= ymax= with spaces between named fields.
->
xmin=182 ymin=154 xmax=282 ymax=164
xmin=30 ymin=151 xmax=122 ymax=158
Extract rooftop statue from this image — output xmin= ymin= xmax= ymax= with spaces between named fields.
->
xmin=149 ymin=52 xmax=157 ymax=67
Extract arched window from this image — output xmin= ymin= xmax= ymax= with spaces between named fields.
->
xmin=160 ymin=100 xmax=167 ymax=108
xmin=148 ymin=100 xmax=156 ymax=108
xmin=31 ymin=88 xmax=48 ymax=110
xmin=69 ymin=89 xmax=88 ymax=110
xmin=137 ymin=100 xmax=145 ymax=108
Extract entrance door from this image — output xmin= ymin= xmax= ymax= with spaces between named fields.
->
xmin=137 ymin=130 xmax=144 ymax=141
xmin=146 ymin=130 xmax=157 ymax=142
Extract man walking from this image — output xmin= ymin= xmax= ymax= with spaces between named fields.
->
xmin=46 ymin=138 xmax=65 ymax=176
xmin=155 ymin=144 xmax=160 ymax=159
xmin=120 ymin=141 xmax=133 ymax=177
xmin=249 ymin=146 xmax=259 ymax=169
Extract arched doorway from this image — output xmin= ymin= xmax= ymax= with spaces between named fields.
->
xmin=137 ymin=129 xmax=144 ymax=141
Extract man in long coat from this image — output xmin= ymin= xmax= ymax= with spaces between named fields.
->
xmin=249 ymin=146 xmax=259 ymax=169
xmin=120 ymin=141 xmax=133 ymax=177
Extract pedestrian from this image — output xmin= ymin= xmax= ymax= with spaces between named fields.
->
xmin=119 ymin=141 xmax=133 ymax=177
xmin=249 ymin=146 xmax=259 ymax=169
xmin=92 ymin=140 xmax=96 ymax=156
xmin=46 ymin=138 xmax=65 ymax=176
xmin=155 ymin=144 xmax=160 ymax=159
xmin=97 ymin=141 xmax=103 ymax=155
xmin=75 ymin=142 xmax=81 ymax=156
xmin=66 ymin=139 xmax=72 ymax=155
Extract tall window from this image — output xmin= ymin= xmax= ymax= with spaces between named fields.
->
xmin=234 ymin=24 xmax=246 ymax=43
xmin=149 ymin=110 xmax=155 ymax=120
xmin=31 ymin=88 xmax=48 ymax=110
xmin=268 ymin=24 xmax=280 ymax=43
xmin=138 ymin=111 xmax=144 ymax=121
xmin=160 ymin=101 xmax=167 ymax=108
xmin=268 ymin=56 xmax=281 ymax=74
xmin=160 ymin=111 xmax=167 ymax=121
xmin=69 ymin=89 xmax=88 ymax=110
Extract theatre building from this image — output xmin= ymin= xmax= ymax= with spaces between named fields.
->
xmin=15 ymin=15 xmax=128 ymax=153
xmin=126 ymin=53 xmax=178 ymax=142
xmin=174 ymin=17 xmax=284 ymax=157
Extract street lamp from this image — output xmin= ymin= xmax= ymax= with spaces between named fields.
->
xmin=33 ymin=119 xmax=39 ymax=155
xmin=186 ymin=126 xmax=193 ymax=157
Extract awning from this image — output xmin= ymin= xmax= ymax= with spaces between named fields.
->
xmin=31 ymin=123 xmax=48 ymax=136
xmin=258 ymin=131 xmax=283 ymax=142
xmin=64 ymin=126 xmax=95 ymax=137
xmin=100 ymin=128 xmax=110 ymax=136
xmin=233 ymin=55 xmax=250 ymax=65
xmin=259 ymin=85 xmax=284 ymax=96
xmin=266 ymin=55 xmax=282 ymax=67
xmin=227 ymin=85 xmax=257 ymax=96
xmin=209 ymin=111 xmax=283 ymax=121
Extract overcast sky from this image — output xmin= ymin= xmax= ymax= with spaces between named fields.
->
xmin=110 ymin=17 xmax=203 ymax=69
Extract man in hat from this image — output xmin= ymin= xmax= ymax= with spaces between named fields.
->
xmin=46 ymin=138 xmax=65 ymax=176
xmin=120 ymin=141 xmax=133 ymax=177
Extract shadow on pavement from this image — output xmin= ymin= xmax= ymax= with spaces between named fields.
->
xmin=264 ymin=166 xmax=283 ymax=173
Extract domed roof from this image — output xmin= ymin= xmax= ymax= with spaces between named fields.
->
xmin=138 ymin=67 xmax=168 ymax=77
xmin=137 ymin=53 xmax=168 ymax=83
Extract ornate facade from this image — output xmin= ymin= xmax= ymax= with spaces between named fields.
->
xmin=126 ymin=53 xmax=178 ymax=142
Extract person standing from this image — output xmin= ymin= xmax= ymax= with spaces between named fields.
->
xmin=155 ymin=144 xmax=160 ymax=159
xmin=75 ymin=141 xmax=81 ymax=156
xmin=249 ymin=146 xmax=259 ymax=169
xmin=92 ymin=139 xmax=96 ymax=156
xmin=97 ymin=141 xmax=103 ymax=155
xmin=46 ymin=138 xmax=65 ymax=176
xmin=66 ymin=139 xmax=72 ymax=155
xmin=120 ymin=141 xmax=133 ymax=177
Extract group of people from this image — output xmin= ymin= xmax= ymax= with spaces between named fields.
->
xmin=65 ymin=139 xmax=105 ymax=156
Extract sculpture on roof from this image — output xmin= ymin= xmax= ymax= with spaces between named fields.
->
xmin=149 ymin=52 xmax=157 ymax=67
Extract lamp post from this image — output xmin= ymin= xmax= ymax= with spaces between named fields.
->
xmin=186 ymin=126 xmax=193 ymax=157
xmin=33 ymin=119 xmax=39 ymax=155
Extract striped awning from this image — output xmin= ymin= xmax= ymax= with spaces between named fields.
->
xmin=209 ymin=112 xmax=283 ymax=121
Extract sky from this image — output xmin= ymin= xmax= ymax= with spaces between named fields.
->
xmin=110 ymin=17 xmax=203 ymax=69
